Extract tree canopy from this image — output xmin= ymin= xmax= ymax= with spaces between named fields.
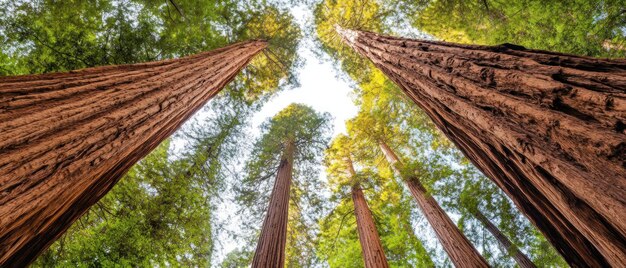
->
xmin=236 ymin=103 xmax=332 ymax=267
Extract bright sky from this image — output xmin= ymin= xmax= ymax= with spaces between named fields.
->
xmin=250 ymin=46 xmax=358 ymax=136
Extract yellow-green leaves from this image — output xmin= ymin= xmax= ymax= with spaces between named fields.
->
xmin=414 ymin=0 xmax=626 ymax=58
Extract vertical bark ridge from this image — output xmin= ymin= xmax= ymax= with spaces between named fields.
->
xmin=352 ymin=183 xmax=390 ymax=268
xmin=0 ymin=40 xmax=267 ymax=266
xmin=337 ymin=27 xmax=626 ymax=266
xmin=344 ymin=154 xmax=390 ymax=268
xmin=473 ymin=210 xmax=536 ymax=268
xmin=251 ymin=141 xmax=295 ymax=268
xmin=378 ymin=141 xmax=489 ymax=268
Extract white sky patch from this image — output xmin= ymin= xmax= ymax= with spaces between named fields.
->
xmin=250 ymin=45 xmax=358 ymax=135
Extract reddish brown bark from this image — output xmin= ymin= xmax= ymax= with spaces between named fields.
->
xmin=338 ymin=26 xmax=626 ymax=266
xmin=251 ymin=141 xmax=294 ymax=268
xmin=344 ymin=155 xmax=389 ymax=268
xmin=379 ymin=141 xmax=488 ymax=268
xmin=472 ymin=209 xmax=536 ymax=268
xmin=0 ymin=40 xmax=266 ymax=266
xmin=352 ymin=183 xmax=390 ymax=268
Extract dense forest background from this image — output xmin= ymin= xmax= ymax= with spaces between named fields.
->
xmin=1 ymin=0 xmax=624 ymax=267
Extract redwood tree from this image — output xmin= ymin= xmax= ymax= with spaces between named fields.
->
xmin=378 ymin=140 xmax=489 ymax=268
xmin=0 ymin=40 xmax=266 ymax=266
xmin=251 ymin=140 xmax=294 ymax=267
xmin=337 ymin=27 xmax=626 ymax=266
xmin=240 ymin=103 xmax=331 ymax=267
xmin=330 ymin=135 xmax=390 ymax=267
xmin=352 ymin=182 xmax=389 ymax=268
xmin=320 ymin=134 xmax=433 ymax=267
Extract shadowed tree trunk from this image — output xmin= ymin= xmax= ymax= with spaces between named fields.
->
xmin=338 ymin=26 xmax=626 ymax=266
xmin=472 ymin=209 xmax=536 ymax=268
xmin=251 ymin=141 xmax=295 ymax=268
xmin=0 ymin=40 xmax=266 ymax=266
xmin=352 ymin=183 xmax=390 ymax=268
xmin=378 ymin=141 xmax=489 ymax=268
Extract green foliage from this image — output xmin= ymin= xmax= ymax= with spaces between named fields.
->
xmin=220 ymin=249 xmax=253 ymax=268
xmin=33 ymin=141 xmax=213 ymax=267
xmin=0 ymin=0 xmax=302 ymax=101
xmin=317 ymin=168 xmax=436 ymax=267
xmin=318 ymin=135 xmax=435 ymax=267
xmin=313 ymin=0 xmax=386 ymax=86
xmin=236 ymin=103 xmax=332 ymax=267
xmin=316 ymin=135 xmax=365 ymax=267
xmin=241 ymin=104 xmax=332 ymax=198
xmin=323 ymin=134 xmax=358 ymax=190
xmin=414 ymin=0 xmax=626 ymax=57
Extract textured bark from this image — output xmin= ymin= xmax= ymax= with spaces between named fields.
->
xmin=473 ymin=209 xmax=536 ymax=268
xmin=352 ymin=183 xmax=390 ymax=268
xmin=379 ymin=141 xmax=488 ymax=268
xmin=0 ymin=40 xmax=266 ymax=266
xmin=337 ymin=26 xmax=626 ymax=266
xmin=251 ymin=141 xmax=294 ymax=268
xmin=344 ymin=155 xmax=389 ymax=268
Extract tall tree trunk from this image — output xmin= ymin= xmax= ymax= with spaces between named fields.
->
xmin=251 ymin=141 xmax=295 ymax=268
xmin=344 ymin=154 xmax=390 ymax=268
xmin=378 ymin=141 xmax=489 ymax=268
xmin=0 ymin=40 xmax=266 ymax=266
xmin=338 ymin=26 xmax=626 ymax=266
xmin=352 ymin=183 xmax=390 ymax=268
xmin=472 ymin=209 xmax=536 ymax=268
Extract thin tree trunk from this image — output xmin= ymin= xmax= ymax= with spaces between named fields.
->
xmin=378 ymin=141 xmax=489 ymax=268
xmin=472 ymin=209 xmax=536 ymax=268
xmin=0 ymin=40 xmax=266 ymax=266
xmin=251 ymin=141 xmax=295 ymax=268
xmin=344 ymin=154 xmax=390 ymax=268
xmin=338 ymin=26 xmax=626 ymax=266
xmin=352 ymin=183 xmax=390 ymax=268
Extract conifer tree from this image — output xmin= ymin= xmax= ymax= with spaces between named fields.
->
xmin=238 ymin=104 xmax=331 ymax=267
xmin=347 ymin=110 xmax=487 ymax=268
xmin=378 ymin=141 xmax=488 ymax=268
xmin=448 ymin=164 xmax=544 ymax=267
xmin=31 ymin=92 xmax=254 ymax=267
xmin=323 ymin=135 xmax=390 ymax=268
